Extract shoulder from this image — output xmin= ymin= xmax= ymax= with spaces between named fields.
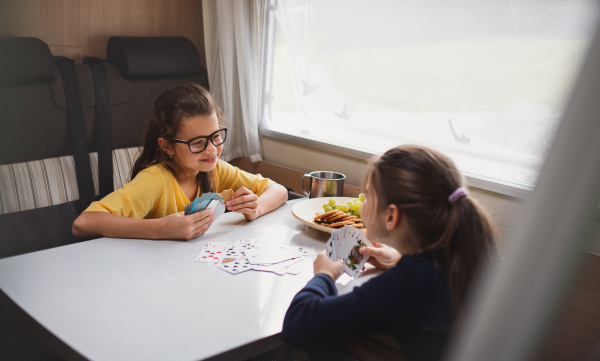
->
xmin=131 ymin=164 xmax=173 ymax=186
xmin=393 ymin=252 xmax=445 ymax=280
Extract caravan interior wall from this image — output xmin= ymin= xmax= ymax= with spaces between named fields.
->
xmin=0 ymin=0 xmax=206 ymax=66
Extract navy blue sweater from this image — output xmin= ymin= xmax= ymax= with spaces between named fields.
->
xmin=282 ymin=251 xmax=454 ymax=361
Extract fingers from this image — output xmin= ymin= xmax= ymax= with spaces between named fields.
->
xmin=359 ymin=245 xmax=386 ymax=257
xmin=191 ymin=208 xmax=214 ymax=222
xmin=226 ymin=189 xmax=258 ymax=213
xmin=313 ymin=250 xmax=344 ymax=280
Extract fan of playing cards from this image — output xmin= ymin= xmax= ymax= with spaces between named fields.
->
xmin=185 ymin=192 xmax=226 ymax=219
xmin=326 ymin=225 xmax=373 ymax=277
xmin=196 ymin=238 xmax=316 ymax=275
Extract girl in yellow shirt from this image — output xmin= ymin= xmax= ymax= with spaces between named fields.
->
xmin=72 ymin=83 xmax=288 ymax=240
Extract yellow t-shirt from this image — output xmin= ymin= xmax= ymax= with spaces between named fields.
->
xmin=85 ymin=159 xmax=275 ymax=219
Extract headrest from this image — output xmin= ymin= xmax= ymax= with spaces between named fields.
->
xmin=0 ymin=37 xmax=54 ymax=85
xmin=107 ymin=36 xmax=202 ymax=79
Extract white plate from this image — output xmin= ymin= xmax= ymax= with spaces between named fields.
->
xmin=292 ymin=197 xmax=357 ymax=234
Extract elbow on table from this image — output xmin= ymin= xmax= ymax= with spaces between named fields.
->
xmin=72 ymin=212 xmax=95 ymax=239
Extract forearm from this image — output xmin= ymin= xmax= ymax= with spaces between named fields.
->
xmin=249 ymin=183 xmax=288 ymax=220
xmin=72 ymin=211 xmax=162 ymax=240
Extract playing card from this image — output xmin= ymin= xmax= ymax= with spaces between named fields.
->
xmin=338 ymin=226 xmax=363 ymax=260
xmin=206 ymin=198 xmax=226 ymax=220
xmin=186 ymin=193 xmax=226 ymax=219
xmin=253 ymin=257 xmax=303 ymax=274
xmin=236 ymin=238 xmax=268 ymax=251
xmin=326 ymin=228 xmax=344 ymax=260
xmin=339 ymin=225 xmax=373 ymax=277
xmin=243 ymin=246 xmax=301 ymax=265
xmin=278 ymin=258 xmax=311 ymax=275
xmin=216 ymin=256 xmax=253 ymax=274
xmin=195 ymin=241 xmax=231 ymax=263
xmin=326 ymin=236 xmax=336 ymax=260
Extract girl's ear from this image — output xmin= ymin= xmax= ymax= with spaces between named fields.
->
xmin=385 ymin=204 xmax=402 ymax=231
xmin=157 ymin=138 xmax=173 ymax=156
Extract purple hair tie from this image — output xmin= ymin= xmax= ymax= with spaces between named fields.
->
xmin=448 ymin=187 xmax=468 ymax=204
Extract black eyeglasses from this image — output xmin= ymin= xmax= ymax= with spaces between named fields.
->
xmin=172 ymin=128 xmax=228 ymax=153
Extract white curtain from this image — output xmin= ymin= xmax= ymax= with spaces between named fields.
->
xmin=202 ymin=0 xmax=267 ymax=163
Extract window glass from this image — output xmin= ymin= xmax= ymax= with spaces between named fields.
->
xmin=263 ymin=0 xmax=599 ymax=191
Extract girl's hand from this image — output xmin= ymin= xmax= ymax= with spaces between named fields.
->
xmin=359 ymin=240 xmax=401 ymax=270
xmin=226 ymin=186 xmax=260 ymax=221
xmin=160 ymin=209 xmax=215 ymax=240
xmin=313 ymin=250 xmax=344 ymax=281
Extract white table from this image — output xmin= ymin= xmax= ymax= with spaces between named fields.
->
xmin=0 ymin=199 xmax=332 ymax=361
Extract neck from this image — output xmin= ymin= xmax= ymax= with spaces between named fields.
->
xmin=386 ymin=223 xmax=421 ymax=256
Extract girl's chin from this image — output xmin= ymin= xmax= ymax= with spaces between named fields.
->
xmin=197 ymin=160 xmax=218 ymax=172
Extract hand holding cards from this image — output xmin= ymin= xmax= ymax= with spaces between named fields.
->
xmin=326 ymin=225 xmax=373 ymax=277
xmin=185 ymin=191 xmax=227 ymax=219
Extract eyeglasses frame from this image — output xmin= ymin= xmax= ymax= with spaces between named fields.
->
xmin=172 ymin=128 xmax=228 ymax=154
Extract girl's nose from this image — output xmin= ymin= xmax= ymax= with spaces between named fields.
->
xmin=205 ymin=139 xmax=218 ymax=153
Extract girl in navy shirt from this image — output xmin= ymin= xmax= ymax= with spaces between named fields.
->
xmin=282 ymin=145 xmax=499 ymax=360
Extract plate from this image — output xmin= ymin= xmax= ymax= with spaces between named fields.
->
xmin=292 ymin=197 xmax=357 ymax=234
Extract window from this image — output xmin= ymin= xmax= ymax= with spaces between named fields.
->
xmin=261 ymin=0 xmax=599 ymax=196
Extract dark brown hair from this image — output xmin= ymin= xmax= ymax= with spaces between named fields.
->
xmin=366 ymin=144 xmax=498 ymax=313
xmin=131 ymin=83 xmax=225 ymax=193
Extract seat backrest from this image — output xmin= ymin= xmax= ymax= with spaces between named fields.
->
xmin=104 ymin=36 xmax=210 ymax=189
xmin=0 ymin=36 xmax=210 ymax=259
xmin=0 ymin=37 xmax=85 ymax=258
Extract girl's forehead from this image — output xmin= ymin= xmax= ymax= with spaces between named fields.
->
xmin=177 ymin=112 xmax=219 ymax=138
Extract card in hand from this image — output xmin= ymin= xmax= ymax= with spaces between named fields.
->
xmin=325 ymin=225 xmax=372 ymax=277
xmin=185 ymin=192 xmax=225 ymax=220
xmin=340 ymin=225 xmax=373 ymax=277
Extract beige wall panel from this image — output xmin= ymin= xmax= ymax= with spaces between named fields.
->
xmin=0 ymin=0 xmax=206 ymax=65
xmin=261 ymin=136 xmax=522 ymax=240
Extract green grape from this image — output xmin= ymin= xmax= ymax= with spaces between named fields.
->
xmin=334 ymin=204 xmax=343 ymax=210
xmin=340 ymin=204 xmax=350 ymax=212
xmin=325 ymin=206 xmax=333 ymax=212
xmin=322 ymin=203 xmax=329 ymax=210
xmin=350 ymin=201 xmax=362 ymax=211
xmin=355 ymin=208 xmax=361 ymax=217
xmin=358 ymin=193 xmax=366 ymax=202
xmin=346 ymin=201 xmax=353 ymax=205
xmin=328 ymin=198 xmax=336 ymax=207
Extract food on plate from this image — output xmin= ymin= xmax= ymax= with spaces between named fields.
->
xmin=321 ymin=193 xmax=366 ymax=217
xmin=313 ymin=209 xmax=364 ymax=229
xmin=220 ymin=189 xmax=234 ymax=202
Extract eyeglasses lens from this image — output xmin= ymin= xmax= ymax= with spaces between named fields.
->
xmin=189 ymin=129 xmax=227 ymax=153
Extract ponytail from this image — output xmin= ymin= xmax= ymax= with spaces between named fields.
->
xmin=440 ymin=196 xmax=497 ymax=313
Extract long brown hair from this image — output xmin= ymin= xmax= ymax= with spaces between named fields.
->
xmin=366 ymin=144 xmax=498 ymax=313
xmin=131 ymin=83 xmax=226 ymax=193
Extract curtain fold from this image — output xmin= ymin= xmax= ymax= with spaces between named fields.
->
xmin=202 ymin=0 xmax=267 ymax=163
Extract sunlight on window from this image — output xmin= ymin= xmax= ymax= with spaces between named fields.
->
xmin=263 ymin=0 xmax=599 ymax=191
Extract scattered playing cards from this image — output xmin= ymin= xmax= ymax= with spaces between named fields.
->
xmin=196 ymin=238 xmax=315 ymax=275
xmin=185 ymin=192 xmax=226 ymax=220
xmin=326 ymin=225 xmax=373 ymax=277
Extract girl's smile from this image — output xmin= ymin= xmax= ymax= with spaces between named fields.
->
xmin=201 ymin=155 xmax=218 ymax=163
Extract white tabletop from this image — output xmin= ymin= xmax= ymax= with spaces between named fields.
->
xmin=0 ymin=199 xmax=332 ymax=361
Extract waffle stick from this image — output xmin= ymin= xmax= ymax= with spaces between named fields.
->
xmin=314 ymin=210 xmax=364 ymax=229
